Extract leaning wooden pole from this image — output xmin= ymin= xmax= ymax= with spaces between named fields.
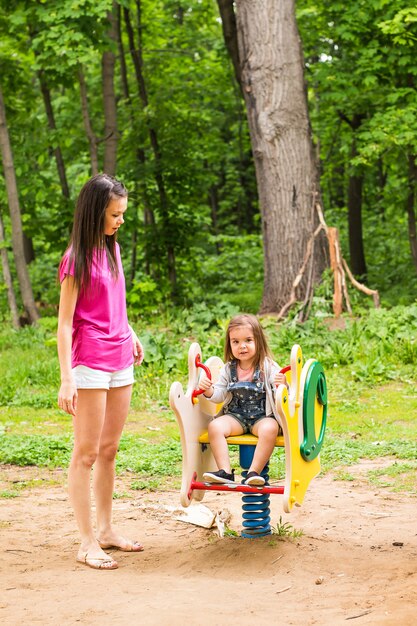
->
xmin=278 ymin=203 xmax=379 ymax=319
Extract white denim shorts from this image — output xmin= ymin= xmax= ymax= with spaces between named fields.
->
xmin=72 ymin=365 xmax=135 ymax=390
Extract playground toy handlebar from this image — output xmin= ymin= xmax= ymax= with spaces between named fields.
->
xmin=191 ymin=354 xmax=212 ymax=402
xmin=192 ymin=359 xmax=291 ymax=403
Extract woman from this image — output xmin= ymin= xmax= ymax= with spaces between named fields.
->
xmin=57 ymin=173 xmax=144 ymax=570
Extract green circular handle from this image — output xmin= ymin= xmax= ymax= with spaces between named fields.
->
xmin=300 ymin=361 xmax=327 ymax=462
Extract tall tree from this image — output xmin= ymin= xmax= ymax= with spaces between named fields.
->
xmin=339 ymin=112 xmax=367 ymax=278
xmin=0 ymin=210 xmax=20 ymax=328
xmin=0 ymin=83 xmax=39 ymax=324
xmin=78 ymin=66 xmax=99 ymax=176
xmin=124 ymin=2 xmax=177 ymax=291
xmin=231 ymin=0 xmax=326 ymax=313
xmin=102 ymin=1 xmax=118 ymax=175
xmin=36 ymin=69 xmax=71 ymax=200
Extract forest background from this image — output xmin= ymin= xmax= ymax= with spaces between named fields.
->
xmin=1 ymin=0 xmax=417 ymax=321
xmin=0 ymin=2 xmax=416 ymax=493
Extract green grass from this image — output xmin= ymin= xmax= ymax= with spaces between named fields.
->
xmin=367 ymin=460 xmax=417 ymax=492
xmin=0 ymin=303 xmax=416 ymax=498
xmin=271 ymin=516 xmax=303 ymax=538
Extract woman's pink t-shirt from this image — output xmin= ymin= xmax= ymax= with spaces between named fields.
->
xmin=59 ymin=243 xmax=133 ymax=372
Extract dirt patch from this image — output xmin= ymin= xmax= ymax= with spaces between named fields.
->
xmin=1 ymin=462 xmax=416 ymax=626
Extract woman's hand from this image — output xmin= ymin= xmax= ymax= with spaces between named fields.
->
xmin=130 ymin=326 xmax=144 ymax=366
xmin=58 ymin=380 xmax=78 ymax=416
xmin=274 ymin=372 xmax=288 ymax=388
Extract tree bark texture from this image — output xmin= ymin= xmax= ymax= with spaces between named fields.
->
xmin=347 ymin=115 xmax=367 ymax=278
xmin=117 ymin=6 xmax=156 ymax=279
xmin=407 ymin=154 xmax=417 ymax=274
xmin=124 ymin=2 xmax=177 ymax=291
xmin=0 ymin=211 xmax=20 ymax=328
xmin=216 ymin=0 xmax=242 ymax=89
xmin=102 ymin=2 xmax=118 ymax=176
xmin=0 ymin=85 xmax=39 ymax=323
xmin=78 ymin=67 xmax=99 ymax=176
xmin=235 ymin=0 xmax=326 ymax=313
xmin=37 ymin=71 xmax=70 ymax=199
xmin=347 ymin=165 xmax=367 ymax=278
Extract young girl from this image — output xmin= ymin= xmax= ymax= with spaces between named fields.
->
xmin=57 ymin=173 xmax=144 ymax=570
xmin=198 ymin=314 xmax=287 ymax=487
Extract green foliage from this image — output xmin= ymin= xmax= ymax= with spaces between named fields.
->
xmin=271 ymin=516 xmax=303 ymax=538
xmin=367 ymin=460 xmax=417 ymax=492
xmin=0 ymin=491 xmax=19 ymax=499
xmin=116 ymin=436 xmax=182 ymax=475
xmin=1 ymin=0 xmax=416 ymax=322
xmin=0 ymin=321 xmax=59 ymax=408
xmin=1 ymin=1 xmax=417 ymax=494
xmin=297 ymin=0 xmax=417 ymax=305
xmin=0 ymin=434 xmax=72 ymax=467
xmin=1 ymin=0 xmax=259 ymax=313
xmin=131 ymin=478 xmax=160 ymax=491
xmin=0 ymin=298 xmax=416 ymax=495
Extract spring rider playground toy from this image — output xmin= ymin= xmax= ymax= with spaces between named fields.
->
xmin=169 ymin=343 xmax=327 ymax=538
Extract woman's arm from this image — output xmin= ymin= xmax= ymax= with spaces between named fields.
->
xmin=57 ymin=275 xmax=79 ymax=415
xmin=128 ymin=324 xmax=144 ymax=366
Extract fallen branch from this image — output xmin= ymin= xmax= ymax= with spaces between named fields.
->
xmin=278 ymin=222 xmax=325 ymax=319
xmin=271 ymin=555 xmax=284 ymax=564
xmin=345 ymin=609 xmax=373 ymax=620
xmin=342 ymin=258 xmax=380 ymax=308
xmin=278 ymin=202 xmax=380 ymax=319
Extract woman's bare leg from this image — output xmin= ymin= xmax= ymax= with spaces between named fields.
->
xmin=68 ymin=388 xmax=111 ymax=561
xmin=94 ymin=385 xmax=140 ymax=549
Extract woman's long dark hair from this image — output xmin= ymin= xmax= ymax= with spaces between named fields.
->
xmin=60 ymin=174 xmax=128 ymax=291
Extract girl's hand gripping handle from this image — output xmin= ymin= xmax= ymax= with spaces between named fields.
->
xmin=191 ymin=354 xmax=212 ymax=403
xmin=275 ymin=365 xmax=290 ymax=389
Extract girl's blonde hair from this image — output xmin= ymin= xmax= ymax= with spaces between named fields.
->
xmin=224 ymin=314 xmax=273 ymax=368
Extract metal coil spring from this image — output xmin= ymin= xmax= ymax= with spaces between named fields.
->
xmin=240 ymin=468 xmax=271 ymax=538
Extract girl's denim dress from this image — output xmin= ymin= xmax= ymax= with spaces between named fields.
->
xmin=226 ymin=360 xmax=270 ymax=433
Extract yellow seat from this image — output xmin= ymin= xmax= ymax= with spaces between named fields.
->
xmin=198 ymin=431 xmax=284 ymax=447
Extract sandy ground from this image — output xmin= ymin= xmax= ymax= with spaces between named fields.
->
xmin=1 ymin=461 xmax=416 ymax=626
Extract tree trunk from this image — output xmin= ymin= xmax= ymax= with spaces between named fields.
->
xmin=37 ymin=70 xmax=70 ymax=199
xmin=208 ymin=183 xmax=221 ymax=255
xmin=234 ymin=0 xmax=326 ymax=313
xmin=217 ymin=1 xmax=257 ymax=233
xmin=116 ymin=3 xmax=155 ymax=280
xmin=116 ymin=3 xmax=131 ymax=102
xmin=78 ymin=66 xmax=99 ymax=176
xmin=337 ymin=112 xmax=367 ymax=277
xmin=23 ymin=232 xmax=35 ymax=264
xmin=102 ymin=1 xmax=118 ymax=176
xmin=346 ymin=115 xmax=367 ymax=278
xmin=124 ymin=2 xmax=177 ymax=291
xmin=406 ymin=154 xmax=417 ymax=274
xmin=347 ymin=166 xmax=367 ymax=278
xmin=0 ymin=210 xmax=20 ymax=328
xmin=216 ymin=0 xmax=242 ymax=89
xmin=0 ymin=84 xmax=39 ymax=324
